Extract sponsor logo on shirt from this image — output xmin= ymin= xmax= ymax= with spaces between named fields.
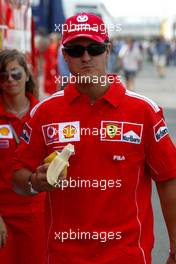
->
xmin=42 ymin=123 xmax=60 ymax=145
xmin=59 ymin=122 xmax=80 ymax=143
xmin=122 ymin=123 xmax=142 ymax=144
xmin=0 ymin=125 xmax=13 ymax=139
xmin=101 ymin=121 xmax=122 ymax=141
xmin=42 ymin=121 xmax=80 ymax=145
xmin=106 ymin=124 xmax=121 ymax=138
xmin=154 ymin=119 xmax=168 ymax=142
xmin=113 ymin=155 xmax=125 ymax=161
xmin=101 ymin=121 xmax=143 ymax=144
xmin=20 ymin=123 xmax=32 ymax=144
xmin=63 ymin=125 xmax=77 ymax=139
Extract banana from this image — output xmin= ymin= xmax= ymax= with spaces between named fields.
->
xmin=44 ymin=151 xmax=59 ymax=164
xmin=44 ymin=151 xmax=68 ymax=181
xmin=45 ymin=144 xmax=75 ymax=187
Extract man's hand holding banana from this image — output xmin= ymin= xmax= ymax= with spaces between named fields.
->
xmin=29 ymin=144 xmax=75 ymax=193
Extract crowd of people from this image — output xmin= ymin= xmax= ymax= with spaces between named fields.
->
xmin=34 ymin=32 xmax=176 ymax=95
xmin=0 ymin=12 xmax=176 ymax=264
xmin=108 ymin=36 xmax=176 ymax=88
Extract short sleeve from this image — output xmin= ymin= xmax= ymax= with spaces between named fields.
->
xmin=145 ymin=106 xmax=176 ymax=182
xmin=13 ymin=107 xmax=47 ymax=172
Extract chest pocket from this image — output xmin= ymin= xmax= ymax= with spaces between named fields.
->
xmin=95 ymin=138 xmax=145 ymax=177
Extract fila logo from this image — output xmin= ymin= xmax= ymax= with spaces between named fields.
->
xmin=77 ymin=15 xmax=88 ymax=23
xmin=113 ymin=155 xmax=125 ymax=161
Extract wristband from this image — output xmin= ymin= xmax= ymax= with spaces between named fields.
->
xmin=27 ymin=173 xmax=39 ymax=194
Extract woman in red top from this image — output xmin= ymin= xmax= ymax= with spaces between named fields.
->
xmin=0 ymin=49 xmax=45 ymax=264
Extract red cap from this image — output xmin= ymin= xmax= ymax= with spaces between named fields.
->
xmin=62 ymin=13 xmax=109 ymax=45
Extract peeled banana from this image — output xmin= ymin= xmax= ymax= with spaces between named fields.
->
xmin=45 ymin=144 xmax=75 ymax=187
xmin=44 ymin=151 xmax=59 ymax=164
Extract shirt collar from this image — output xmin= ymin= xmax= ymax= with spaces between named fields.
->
xmin=64 ymin=83 xmax=81 ymax=104
xmin=102 ymin=77 xmax=126 ymax=107
xmin=0 ymin=93 xmax=38 ymax=117
xmin=64 ymin=75 xmax=126 ymax=108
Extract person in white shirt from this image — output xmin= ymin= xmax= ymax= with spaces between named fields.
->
xmin=119 ymin=38 xmax=142 ymax=91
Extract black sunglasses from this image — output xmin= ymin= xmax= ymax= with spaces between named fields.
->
xmin=63 ymin=43 xmax=108 ymax=58
xmin=0 ymin=69 xmax=23 ymax=82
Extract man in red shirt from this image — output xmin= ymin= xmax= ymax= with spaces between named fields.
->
xmin=13 ymin=13 xmax=176 ymax=264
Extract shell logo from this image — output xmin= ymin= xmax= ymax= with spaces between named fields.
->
xmin=0 ymin=127 xmax=10 ymax=136
xmin=63 ymin=125 xmax=77 ymax=138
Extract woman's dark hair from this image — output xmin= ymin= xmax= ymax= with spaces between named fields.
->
xmin=0 ymin=49 xmax=38 ymax=97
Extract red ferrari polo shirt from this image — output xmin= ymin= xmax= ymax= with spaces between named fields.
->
xmin=0 ymin=93 xmax=45 ymax=216
xmin=13 ymin=79 xmax=176 ymax=264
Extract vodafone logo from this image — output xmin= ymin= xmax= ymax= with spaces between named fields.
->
xmin=47 ymin=126 xmax=58 ymax=139
xmin=42 ymin=124 xmax=59 ymax=145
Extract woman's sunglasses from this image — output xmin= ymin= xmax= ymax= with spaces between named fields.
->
xmin=0 ymin=69 xmax=23 ymax=82
xmin=63 ymin=43 xmax=108 ymax=58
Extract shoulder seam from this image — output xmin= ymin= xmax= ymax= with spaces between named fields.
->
xmin=30 ymin=90 xmax=64 ymax=117
xmin=125 ymin=90 xmax=160 ymax=112
xmin=52 ymin=90 xmax=64 ymax=97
